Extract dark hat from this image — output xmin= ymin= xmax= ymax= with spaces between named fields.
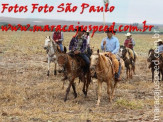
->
xmin=105 ymin=28 xmax=116 ymax=34
xmin=75 ymin=27 xmax=86 ymax=32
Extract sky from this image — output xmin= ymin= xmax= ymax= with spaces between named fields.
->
xmin=0 ymin=0 xmax=163 ymax=24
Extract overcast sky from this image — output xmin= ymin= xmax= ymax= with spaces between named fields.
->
xmin=0 ymin=0 xmax=162 ymax=24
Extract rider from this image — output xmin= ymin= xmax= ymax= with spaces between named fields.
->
xmin=124 ymin=33 xmax=136 ymax=60
xmin=52 ymin=27 xmax=64 ymax=52
xmin=157 ymin=39 xmax=163 ymax=57
xmin=69 ymin=27 xmax=90 ymax=72
xmin=124 ymin=33 xmax=135 ymax=50
xmin=101 ymin=29 xmax=121 ymax=81
xmin=84 ymin=30 xmax=92 ymax=58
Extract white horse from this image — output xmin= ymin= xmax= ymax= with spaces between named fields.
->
xmin=44 ymin=36 xmax=58 ymax=76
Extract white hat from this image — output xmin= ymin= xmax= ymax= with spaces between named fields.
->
xmin=156 ymin=39 xmax=162 ymax=43
xmin=125 ymin=33 xmax=132 ymax=36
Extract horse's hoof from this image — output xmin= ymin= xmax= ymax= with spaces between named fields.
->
xmin=54 ymin=71 xmax=57 ymax=75
xmin=47 ymin=71 xmax=50 ymax=76
xmin=74 ymin=93 xmax=77 ymax=98
xmin=83 ymin=90 xmax=87 ymax=96
xmin=64 ymin=98 xmax=67 ymax=102
xmin=96 ymin=103 xmax=99 ymax=106
xmin=84 ymin=93 xmax=87 ymax=97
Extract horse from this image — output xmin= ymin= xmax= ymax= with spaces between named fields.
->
xmin=90 ymin=50 xmax=117 ymax=106
xmin=119 ymin=45 xmax=136 ymax=79
xmin=44 ymin=36 xmax=59 ymax=76
xmin=56 ymin=48 xmax=91 ymax=102
xmin=147 ymin=49 xmax=163 ymax=82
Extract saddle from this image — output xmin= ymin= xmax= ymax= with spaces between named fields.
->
xmin=103 ymin=52 xmax=116 ymax=74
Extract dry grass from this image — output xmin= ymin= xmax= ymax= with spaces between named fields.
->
xmin=0 ymin=31 xmax=163 ymax=121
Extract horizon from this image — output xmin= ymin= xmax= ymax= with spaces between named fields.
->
xmin=0 ymin=16 xmax=163 ymax=26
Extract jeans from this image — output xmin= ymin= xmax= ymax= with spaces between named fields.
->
xmin=78 ymin=53 xmax=90 ymax=66
xmin=58 ymin=43 xmax=64 ymax=52
xmin=87 ymin=46 xmax=92 ymax=58
xmin=115 ymin=54 xmax=121 ymax=78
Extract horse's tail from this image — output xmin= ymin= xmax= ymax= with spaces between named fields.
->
xmin=134 ymin=52 xmax=138 ymax=62
xmin=126 ymin=48 xmax=134 ymax=59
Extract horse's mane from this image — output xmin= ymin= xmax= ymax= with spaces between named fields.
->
xmin=98 ymin=53 xmax=112 ymax=71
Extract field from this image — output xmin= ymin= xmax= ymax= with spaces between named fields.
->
xmin=0 ymin=31 xmax=163 ymax=122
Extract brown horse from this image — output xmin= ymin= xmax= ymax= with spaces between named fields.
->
xmin=147 ymin=49 xmax=163 ymax=82
xmin=90 ymin=50 xmax=117 ymax=106
xmin=119 ymin=46 xmax=135 ymax=79
xmin=56 ymin=48 xmax=91 ymax=102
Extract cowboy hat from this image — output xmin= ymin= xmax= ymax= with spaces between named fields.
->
xmin=75 ymin=27 xmax=86 ymax=32
xmin=125 ymin=33 xmax=132 ymax=36
xmin=86 ymin=30 xmax=90 ymax=33
xmin=105 ymin=28 xmax=116 ymax=34
xmin=156 ymin=39 xmax=162 ymax=43
xmin=156 ymin=39 xmax=163 ymax=45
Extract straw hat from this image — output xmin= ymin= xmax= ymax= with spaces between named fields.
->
xmin=125 ymin=33 xmax=132 ymax=36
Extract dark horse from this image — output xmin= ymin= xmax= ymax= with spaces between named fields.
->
xmin=147 ymin=49 xmax=163 ymax=82
xmin=119 ymin=45 xmax=136 ymax=79
xmin=56 ymin=47 xmax=92 ymax=102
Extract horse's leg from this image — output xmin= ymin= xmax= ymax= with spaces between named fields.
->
xmin=82 ymin=76 xmax=87 ymax=96
xmin=130 ymin=66 xmax=133 ymax=79
xmin=85 ymin=72 xmax=91 ymax=97
xmin=54 ymin=63 xmax=57 ymax=75
xmin=158 ymin=70 xmax=161 ymax=82
xmin=64 ymin=79 xmax=74 ymax=102
xmin=111 ymin=79 xmax=118 ymax=100
xmin=133 ymin=64 xmax=136 ymax=75
xmin=126 ymin=68 xmax=128 ymax=79
xmin=96 ymin=80 xmax=102 ymax=106
xmin=62 ymin=80 xmax=65 ymax=90
xmin=47 ymin=58 xmax=50 ymax=77
xmin=162 ymin=70 xmax=163 ymax=81
xmin=72 ymin=82 xmax=77 ymax=98
xmin=107 ymin=80 xmax=112 ymax=102
xmin=152 ymin=69 xmax=154 ymax=82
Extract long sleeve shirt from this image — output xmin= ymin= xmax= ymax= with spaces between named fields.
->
xmin=124 ymin=39 xmax=133 ymax=49
xmin=69 ymin=36 xmax=87 ymax=53
xmin=131 ymin=38 xmax=135 ymax=46
xmin=52 ymin=32 xmax=64 ymax=44
xmin=158 ymin=45 xmax=163 ymax=53
xmin=101 ymin=36 xmax=120 ymax=54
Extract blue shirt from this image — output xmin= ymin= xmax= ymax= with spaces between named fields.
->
xmin=158 ymin=45 xmax=163 ymax=53
xmin=131 ymin=38 xmax=135 ymax=46
xmin=101 ymin=36 xmax=120 ymax=54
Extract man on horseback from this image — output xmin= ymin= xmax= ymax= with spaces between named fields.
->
xmin=124 ymin=33 xmax=136 ymax=61
xmin=124 ymin=33 xmax=135 ymax=50
xmin=101 ymin=29 xmax=121 ymax=81
xmin=84 ymin=30 xmax=92 ymax=58
xmin=52 ymin=27 xmax=64 ymax=52
xmin=69 ymin=27 xmax=90 ymax=72
xmin=157 ymin=39 xmax=163 ymax=55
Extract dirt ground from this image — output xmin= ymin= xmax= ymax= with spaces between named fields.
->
xmin=0 ymin=31 xmax=163 ymax=122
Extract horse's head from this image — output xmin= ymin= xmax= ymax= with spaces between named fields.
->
xmin=44 ymin=36 xmax=52 ymax=50
xmin=90 ymin=49 xmax=100 ymax=76
xmin=56 ymin=47 xmax=67 ymax=73
xmin=147 ymin=49 xmax=155 ymax=62
xmin=119 ymin=45 xmax=127 ymax=58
